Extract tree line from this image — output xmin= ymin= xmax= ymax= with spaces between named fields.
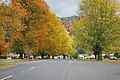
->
xmin=0 ymin=0 xmax=75 ymax=59
xmin=1 ymin=0 xmax=120 ymax=60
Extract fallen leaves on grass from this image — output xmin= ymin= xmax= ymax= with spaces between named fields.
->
xmin=0 ymin=64 xmax=16 ymax=69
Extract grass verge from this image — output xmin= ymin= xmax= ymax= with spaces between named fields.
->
xmin=0 ymin=59 xmax=16 ymax=63
xmin=102 ymin=59 xmax=120 ymax=64
xmin=0 ymin=59 xmax=38 ymax=63
xmin=77 ymin=59 xmax=120 ymax=64
xmin=0 ymin=64 xmax=16 ymax=69
xmin=15 ymin=59 xmax=36 ymax=62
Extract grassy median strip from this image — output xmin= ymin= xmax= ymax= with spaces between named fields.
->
xmin=0 ymin=64 xmax=16 ymax=69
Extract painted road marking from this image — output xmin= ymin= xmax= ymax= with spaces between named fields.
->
xmin=30 ymin=67 xmax=36 ymax=69
xmin=1 ymin=75 xmax=13 ymax=80
xmin=43 ymin=63 xmax=46 ymax=64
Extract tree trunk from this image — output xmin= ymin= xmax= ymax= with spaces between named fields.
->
xmin=48 ymin=54 xmax=50 ymax=59
xmin=95 ymin=54 xmax=97 ymax=59
xmin=94 ymin=50 xmax=102 ymax=61
xmin=63 ymin=55 xmax=66 ymax=59
xmin=52 ymin=56 xmax=54 ymax=59
xmin=41 ymin=55 xmax=44 ymax=59
xmin=94 ymin=52 xmax=97 ymax=59
xmin=93 ymin=43 xmax=103 ymax=61
xmin=33 ymin=54 xmax=36 ymax=59
xmin=98 ymin=53 xmax=102 ymax=61
xmin=19 ymin=53 xmax=23 ymax=59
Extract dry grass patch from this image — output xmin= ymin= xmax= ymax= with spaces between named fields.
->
xmin=77 ymin=59 xmax=120 ymax=64
xmin=0 ymin=64 xmax=16 ymax=69
xmin=103 ymin=60 xmax=120 ymax=64
xmin=15 ymin=59 xmax=35 ymax=62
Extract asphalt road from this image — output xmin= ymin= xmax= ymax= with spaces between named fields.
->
xmin=0 ymin=60 xmax=120 ymax=80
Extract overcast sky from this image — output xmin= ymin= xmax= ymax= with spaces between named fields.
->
xmin=45 ymin=0 xmax=81 ymax=17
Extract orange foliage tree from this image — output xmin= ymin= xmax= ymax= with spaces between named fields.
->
xmin=46 ymin=13 xmax=73 ymax=57
xmin=0 ymin=27 xmax=6 ymax=55
xmin=25 ymin=0 xmax=73 ymax=58
xmin=0 ymin=3 xmax=11 ymax=55
xmin=7 ymin=0 xmax=73 ymax=59
xmin=0 ymin=1 xmax=25 ymax=56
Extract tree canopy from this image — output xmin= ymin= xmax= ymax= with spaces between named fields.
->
xmin=0 ymin=0 xmax=73 ymax=58
xmin=73 ymin=0 xmax=120 ymax=60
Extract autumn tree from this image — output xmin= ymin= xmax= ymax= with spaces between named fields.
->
xmin=24 ymin=0 xmax=73 ymax=58
xmin=0 ymin=0 xmax=25 ymax=57
xmin=0 ymin=1 xmax=12 ymax=55
xmin=10 ymin=0 xmax=73 ymax=59
xmin=46 ymin=13 xmax=73 ymax=59
xmin=0 ymin=25 xmax=6 ymax=55
xmin=13 ymin=0 xmax=51 ymax=58
xmin=73 ymin=0 xmax=120 ymax=60
xmin=1 ymin=0 xmax=26 ymax=58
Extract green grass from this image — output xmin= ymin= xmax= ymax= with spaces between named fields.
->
xmin=0 ymin=59 xmax=16 ymax=63
xmin=0 ymin=64 xmax=16 ymax=69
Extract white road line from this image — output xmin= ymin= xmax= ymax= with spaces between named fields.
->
xmin=1 ymin=75 xmax=13 ymax=80
xmin=43 ymin=63 xmax=46 ymax=64
xmin=30 ymin=67 xmax=36 ymax=70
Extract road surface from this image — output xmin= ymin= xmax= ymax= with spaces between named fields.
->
xmin=0 ymin=60 xmax=120 ymax=80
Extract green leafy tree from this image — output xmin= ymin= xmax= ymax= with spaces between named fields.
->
xmin=73 ymin=0 xmax=120 ymax=60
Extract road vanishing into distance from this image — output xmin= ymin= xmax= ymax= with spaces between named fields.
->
xmin=0 ymin=60 xmax=120 ymax=80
